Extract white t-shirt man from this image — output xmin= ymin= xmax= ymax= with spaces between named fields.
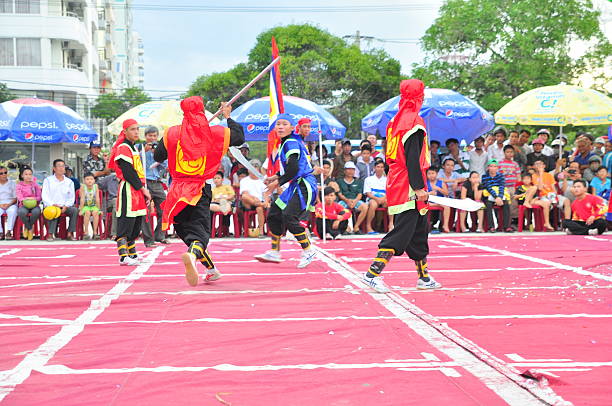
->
xmin=239 ymin=176 xmax=266 ymax=202
xmin=363 ymin=174 xmax=387 ymax=201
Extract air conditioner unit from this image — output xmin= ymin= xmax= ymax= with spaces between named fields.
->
xmin=62 ymin=41 xmax=69 ymax=49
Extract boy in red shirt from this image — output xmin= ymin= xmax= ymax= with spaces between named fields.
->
xmin=315 ymin=187 xmax=352 ymax=239
xmin=562 ymin=179 xmax=607 ymax=235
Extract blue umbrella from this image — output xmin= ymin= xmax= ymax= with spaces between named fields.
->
xmin=361 ymin=88 xmax=494 ymax=144
xmin=228 ymin=95 xmax=345 ymax=141
xmin=0 ymin=98 xmax=98 ymax=143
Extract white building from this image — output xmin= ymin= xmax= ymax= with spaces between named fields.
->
xmin=0 ymin=0 xmax=144 ymax=175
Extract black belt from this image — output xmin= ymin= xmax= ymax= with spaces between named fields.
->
xmin=146 ymin=179 xmax=163 ymax=183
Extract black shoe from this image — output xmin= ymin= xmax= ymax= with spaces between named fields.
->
xmin=144 ymin=241 xmax=156 ymax=248
xmin=156 ymin=239 xmax=171 ymax=244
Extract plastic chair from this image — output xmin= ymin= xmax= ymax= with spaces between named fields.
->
xmin=211 ymin=211 xmax=240 ymax=237
xmin=517 ymin=205 xmax=544 ymax=232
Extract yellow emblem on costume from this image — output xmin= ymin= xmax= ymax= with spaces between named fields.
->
xmin=175 ymin=140 xmax=207 ymax=176
xmin=386 ymin=125 xmax=400 ymax=160
xmin=133 ymin=153 xmax=145 ymax=179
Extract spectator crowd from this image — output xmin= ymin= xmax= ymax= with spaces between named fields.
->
xmin=0 ymin=126 xmax=610 ymax=241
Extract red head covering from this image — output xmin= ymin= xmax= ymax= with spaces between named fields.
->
xmin=392 ymin=79 xmax=425 ymax=138
xmin=294 ymin=117 xmax=312 ymax=134
xmin=109 ymin=119 xmax=138 ymax=171
xmin=179 ymin=96 xmax=213 ymax=161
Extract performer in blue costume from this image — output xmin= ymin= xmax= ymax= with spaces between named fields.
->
xmin=255 ymin=114 xmax=318 ymax=268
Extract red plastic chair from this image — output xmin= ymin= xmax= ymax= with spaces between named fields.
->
xmin=211 ymin=211 xmax=240 ymax=237
xmin=517 ymin=205 xmax=544 ymax=232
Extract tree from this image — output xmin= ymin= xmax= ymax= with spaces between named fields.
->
xmin=188 ymin=24 xmax=402 ymax=135
xmin=0 ymin=82 xmax=13 ymax=103
xmin=412 ymin=0 xmax=611 ymax=112
xmin=91 ymin=87 xmax=151 ymax=123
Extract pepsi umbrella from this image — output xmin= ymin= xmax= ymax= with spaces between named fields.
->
xmin=229 ymin=95 xmax=345 ymax=141
xmin=361 ymin=88 xmax=494 ymax=144
xmin=0 ymin=98 xmax=98 ymax=144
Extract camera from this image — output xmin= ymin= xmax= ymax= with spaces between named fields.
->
xmin=148 ymin=142 xmax=158 ymax=149
xmin=567 ymin=169 xmax=577 ymax=174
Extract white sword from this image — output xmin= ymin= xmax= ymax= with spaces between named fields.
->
xmin=426 ymin=194 xmax=484 ymax=212
xmin=229 ymin=146 xmax=264 ymax=179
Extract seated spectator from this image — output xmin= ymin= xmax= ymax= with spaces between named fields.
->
xmin=437 ymin=158 xmax=466 ymax=198
xmin=211 ymin=171 xmax=235 ymax=215
xmin=594 ymin=136 xmax=607 ymax=156
xmin=562 ymin=180 xmax=607 ymax=235
xmin=356 ymin=144 xmax=375 ymax=180
xmin=364 ymin=160 xmax=390 ymax=234
xmin=571 ymin=135 xmax=596 ymax=170
xmin=79 ymin=172 xmax=101 ymax=240
xmin=16 ymin=167 xmax=42 ymax=240
xmin=526 ymin=138 xmax=555 ymax=172
xmin=583 ymin=155 xmax=602 ymax=182
xmin=42 ymin=159 xmax=78 ymax=241
xmin=481 ymin=159 xmax=512 ymax=232
xmin=459 ymin=171 xmax=485 ymax=233
xmin=98 ymin=173 xmax=119 ymax=239
xmin=65 ymin=166 xmax=80 ymax=192
xmin=367 ymin=134 xmax=384 ymax=161
xmin=589 ymin=166 xmax=610 ymax=200
xmin=0 ymin=165 xmax=18 ymax=240
xmin=468 ymin=136 xmax=487 ymax=175
xmin=515 ymin=173 xmax=554 ymax=230
xmin=430 ymin=139 xmax=442 ymax=169
xmin=315 ymin=187 xmax=351 ymax=239
xmin=499 ymin=144 xmax=521 ymax=220
xmin=442 ymin=138 xmax=470 ymax=174
xmin=426 ymin=167 xmax=451 ymax=233
xmin=337 ymin=161 xmax=368 ymax=234
xmin=524 ymin=159 xmax=568 ymax=230
xmin=315 ymin=159 xmax=339 ymax=193
xmin=556 ymin=161 xmax=582 ymax=220
xmin=239 ymin=160 xmax=269 ymax=237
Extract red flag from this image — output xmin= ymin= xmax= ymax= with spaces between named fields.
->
xmin=267 ymin=37 xmax=285 ymax=176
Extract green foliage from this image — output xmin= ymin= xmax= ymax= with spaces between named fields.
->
xmin=188 ymin=24 xmax=402 ymax=136
xmin=0 ymin=82 xmax=13 ymax=103
xmin=412 ymin=0 xmax=611 ymax=112
xmin=91 ymin=87 xmax=151 ymax=123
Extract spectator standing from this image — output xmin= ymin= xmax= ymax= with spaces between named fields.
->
xmin=98 ymin=173 xmax=119 ymax=239
xmin=356 ymin=144 xmax=375 ymax=180
xmin=79 ymin=173 xmax=101 ymax=239
xmin=583 ymin=155 xmax=602 ymax=182
xmin=367 ymin=134 xmax=384 ymax=161
xmin=518 ymin=129 xmax=533 ymax=155
xmin=42 ymin=159 xmax=78 ymax=241
xmin=316 ymin=160 xmax=339 ymax=193
xmin=16 ymin=167 xmax=42 ymax=240
xmin=589 ymin=167 xmax=610 ymax=200
xmin=239 ymin=159 xmax=269 ymax=237
xmin=562 ymin=180 xmax=607 ymax=235
xmin=534 ymin=129 xmax=555 ymax=156
xmin=498 ymin=145 xmax=521 ymax=220
xmin=83 ymin=140 xmax=110 ymax=179
xmin=571 ymin=135 xmax=596 ymax=170
xmin=481 ymin=159 xmax=512 ymax=232
xmin=468 ymin=136 xmax=487 ymax=175
xmin=315 ymin=187 xmax=351 ymax=239
xmin=442 ymin=138 xmax=469 ymax=174
xmin=437 ymin=158 xmax=466 ymax=198
xmin=526 ymin=138 xmax=555 ymax=172
xmin=139 ymin=126 xmax=169 ymax=247
xmin=602 ymin=140 xmax=612 ymax=174
xmin=426 ymin=167 xmax=450 ymax=233
xmin=486 ymin=127 xmax=507 ymax=161
xmin=593 ymin=137 xmax=606 ymax=156
xmin=337 ymin=161 xmax=368 ymax=234
xmin=332 ymin=139 xmax=356 ymax=179
xmin=459 ymin=171 xmax=485 ymax=233
xmin=0 ymin=165 xmax=18 ymax=239
xmin=508 ymin=130 xmax=527 ymax=170
xmin=230 ymin=143 xmax=250 ymax=187
xmin=364 ymin=160 xmax=389 ymax=233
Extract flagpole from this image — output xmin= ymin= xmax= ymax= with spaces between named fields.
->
xmin=317 ymin=117 xmax=326 ymax=242
xmin=210 ymin=56 xmax=281 ymax=120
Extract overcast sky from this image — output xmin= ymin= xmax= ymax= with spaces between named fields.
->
xmin=132 ymin=1 xmax=442 ymax=98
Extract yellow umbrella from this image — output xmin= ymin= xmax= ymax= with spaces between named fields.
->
xmin=495 ymin=84 xmax=612 ymax=126
xmin=107 ymin=100 xmax=220 ymax=136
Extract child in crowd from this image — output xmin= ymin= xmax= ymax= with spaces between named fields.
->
xmin=315 ymin=187 xmax=351 ymax=239
xmin=515 ymin=173 xmax=555 ymax=231
xmin=458 ymin=171 xmax=485 ymax=233
xmin=16 ymin=167 xmax=42 ymax=240
xmin=481 ymin=159 xmax=512 ymax=232
xmin=211 ymin=171 xmax=235 ymax=215
xmin=79 ymin=172 xmax=101 ymax=239
xmin=426 ymin=167 xmax=450 ymax=233
xmin=589 ymin=166 xmax=610 ymax=200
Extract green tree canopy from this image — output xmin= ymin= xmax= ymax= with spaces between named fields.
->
xmin=91 ymin=87 xmax=151 ymax=123
xmin=188 ymin=24 xmax=402 ymax=136
xmin=0 ymin=82 xmax=13 ymax=103
xmin=412 ymin=0 xmax=611 ymax=112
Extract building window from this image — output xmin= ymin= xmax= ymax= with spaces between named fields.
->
xmin=0 ymin=0 xmax=14 ymax=13
xmin=16 ymin=38 xmax=41 ymax=66
xmin=0 ymin=38 xmax=14 ymax=65
xmin=1 ymin=0 xmax=40 ymax=13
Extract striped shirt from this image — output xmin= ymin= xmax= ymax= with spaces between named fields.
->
xmin=498 ymin=159 xmax=521 ymax=188
xmin=481 ymin=172 xmax=506 ymax=199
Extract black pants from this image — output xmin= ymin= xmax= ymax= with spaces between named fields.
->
xmin=174 ymin=184 xmax=212 ymax=248
xmin=316 ymin=218 xmax=348 ymax=238
xmin=47 ymin=206 xmax=78 ymax=234
xmin=485 ymin=200 xmax=510 ymax=230
xmin=378 ymin=209 xmax=428 ymax=260
xmin=141 ymin=180 xmax=166 ymax=243
xmin=117 ymin=216 xmax=143 ymax=241
xmin=267 ymin=183 xmax=308 ymax=236
xmin=562 ymin=218 xmax=607 ymax=235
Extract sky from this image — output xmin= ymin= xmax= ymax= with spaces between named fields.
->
xmin=132 ymin=0 xmax=443 ymax=99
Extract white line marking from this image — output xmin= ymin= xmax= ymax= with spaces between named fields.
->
xmin=20 ymin=255 xmax=75 ymax=259
xmin=0 ymin=249 xmax=20 ymax=258
xmin=396 ymin=284 xmax=612 ymax=293
xmin=441 ymin=314 xmax=612 ymax=320
xmin=0 ymin=313 xmax=70 ymax=324
xmin=584 ymin=236 xmax=609 ymax=242
xmin=0 ymin=245 xmax=165 ymax=401
xmin=506 ymin=354 xmax=572 ymax=362
xmin=444 ymin=239 xmax=612 ymax=282
xmin=314 ymin=247 xmax=569 ymax=406
xmin=511 ymin=362 xmax=612 ymax=368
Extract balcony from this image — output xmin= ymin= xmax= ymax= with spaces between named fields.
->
xmin=0 ymin=15 xmax=90 ymax=48
xmin=0 ymin=66 xmax=95 ymax=95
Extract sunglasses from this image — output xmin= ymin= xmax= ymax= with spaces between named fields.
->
xmin=0 ymin=171 xmax=7 ymax=175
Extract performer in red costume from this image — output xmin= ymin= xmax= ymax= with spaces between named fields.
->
xmin=109 ymin=119 xmax=151 ymax=265
xmin=361 ymin=79 xmax=442 ymax=293
xmin=154 ymin=97 xmax=244 ymax=286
